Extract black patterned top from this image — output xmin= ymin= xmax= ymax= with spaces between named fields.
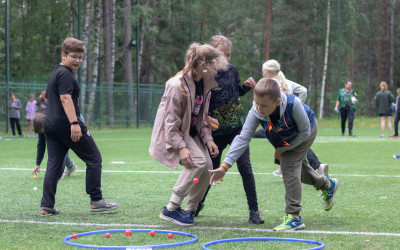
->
xmin=209 ymin=64 xmax=252 ymax=136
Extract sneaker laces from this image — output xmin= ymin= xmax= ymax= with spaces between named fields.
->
xmin=250 ymin=210 xmax=264 ymax=217
xmin=175 ymin=207 xmax=192 ymax=218
xmin=281 ymin=214 xmax=292 ymax=224
xmin=321 ymin=183 xmax=334 ymax=201
xmin=321 ymin=190 xmax=329 ymax=201
xmin=175 ymin=207 xmax=184 ymax=213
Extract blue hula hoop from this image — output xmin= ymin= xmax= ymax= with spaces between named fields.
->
xmin=63 ymin=229 xmax=198 ymax=249
xmin=202 ymin=237 xmax=324 ymax=250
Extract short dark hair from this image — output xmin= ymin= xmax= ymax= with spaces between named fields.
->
xmin=62 ymin=37 xmax=85 ymax=54
xmin=254 ymin=78 xmax=281 ymax=101
xmin=33 ymin=112 xmax=46 ymax=134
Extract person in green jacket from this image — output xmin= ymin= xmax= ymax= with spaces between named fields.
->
xmin=375 ymin=81 xmax=393 ymax=139
xmin=334 ymin=81 xmax=358 ymax=137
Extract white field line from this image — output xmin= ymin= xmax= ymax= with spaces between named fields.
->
xmin=1 ymin=168 xmax=400 ymax=178
xmin=1 ymin=219 xmax=400 ymax=237
xmin=96 ymin=137 xmax=399 ymax=143
xmin=0 ymin=136 xmax=394 ymax=142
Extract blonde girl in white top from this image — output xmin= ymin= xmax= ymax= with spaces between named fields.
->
xmin=261 ymin=59 xmax=328 ymax=178
xmin=262 ymin=59 xmax=307 ymax=102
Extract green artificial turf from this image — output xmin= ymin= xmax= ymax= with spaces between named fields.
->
xmin=0 ymin=118 xmax=399 ymax=249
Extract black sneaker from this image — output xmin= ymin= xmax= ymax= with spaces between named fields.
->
xmin=159 ymin=206 xmax=194 ymax=226
xmin=194 ymin=202 xmax=204 ymax=217
xmin=249 ymin=210 xmax=264 ymax=224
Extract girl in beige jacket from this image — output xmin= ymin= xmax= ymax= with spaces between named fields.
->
xmin=149 ymin=43 xmax=228 ymax=226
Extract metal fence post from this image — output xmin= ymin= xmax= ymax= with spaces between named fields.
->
xmin=98 ymin=80 xmax=102 ymax=129
xmin=5 ymin=0 xmax=10 ymax=133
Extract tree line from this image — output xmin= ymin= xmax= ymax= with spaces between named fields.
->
xmin=1 ymin=0 xmax=399 ymax=122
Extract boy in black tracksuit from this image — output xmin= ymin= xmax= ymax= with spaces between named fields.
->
xmin=40 ymin=37 xmax=118 ymax=216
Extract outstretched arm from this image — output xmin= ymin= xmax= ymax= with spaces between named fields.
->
xmin=209 ymin=108 xmax=259 ymax=185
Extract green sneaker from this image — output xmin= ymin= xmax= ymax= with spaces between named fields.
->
xmin=273 ymin=214 xmax=305 ymax=231
xmin=322 ymin=178 xmax=338 ymax=211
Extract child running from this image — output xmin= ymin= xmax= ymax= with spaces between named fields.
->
xmin=149 ymin=42 xmax=228 ymax=226
xmin=195 ymin=35 xmax=264 ymax=224
xmin=209 ymin=78 xmax=338 ymax=231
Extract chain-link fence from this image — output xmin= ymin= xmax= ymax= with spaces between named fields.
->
xmin=0 ymin=76 xmax=166 ymax=132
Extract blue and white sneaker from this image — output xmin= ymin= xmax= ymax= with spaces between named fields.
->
xmin=159 ymin=206 xmax=194 ymax=226
xmin=273 ymin=214 xmax=305 ymax=231
xmin=322 ymin=178 xmax=338 ymax=211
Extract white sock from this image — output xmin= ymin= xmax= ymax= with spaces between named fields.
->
xmin=167 ymin=204 xmax=178 ymax=211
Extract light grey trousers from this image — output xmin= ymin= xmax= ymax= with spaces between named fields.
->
xmin=170 ymin=135 xmax=213 ymax=211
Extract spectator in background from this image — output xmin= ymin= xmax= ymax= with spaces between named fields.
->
xmin=334 ymin=81 xmax=358 ymax=137
xmin=393 ymin=88 xmax=400 ymax=138
xmin=375 ymin=81 xmax=393 ymax=139
xmin=8 ymin=93 xmax=24 ymax=138
xmin=26 ymin=93 xmax=38 ymax=138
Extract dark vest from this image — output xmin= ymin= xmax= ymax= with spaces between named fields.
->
xmin=259 ymin=93 xmax=315 ymax=148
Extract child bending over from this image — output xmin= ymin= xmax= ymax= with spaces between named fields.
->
xmin=210 ymin=78 xmax=338 ymax=231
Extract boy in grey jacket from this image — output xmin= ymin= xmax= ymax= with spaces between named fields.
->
xmin=209 ymin=78 xmax=339 ymax=231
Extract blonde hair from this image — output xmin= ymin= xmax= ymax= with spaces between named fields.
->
xmin=380 ymin=81 xmax=387 ymax=91
xmin=178 ymin=42 xmax=228 ymax=94
xmin=262 ymin=59 xmax=288 ymax=92
xmin=254 ymin=78 xmax=281 ymax=101
xmin=209 ymin=35 xmax=232 ymax=48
